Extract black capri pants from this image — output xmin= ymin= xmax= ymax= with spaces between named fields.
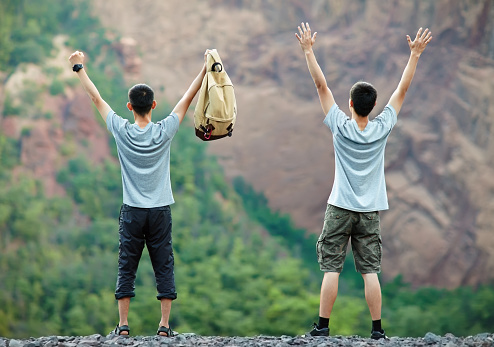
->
xmin=115 ymin=204 xmax=177 ymax=301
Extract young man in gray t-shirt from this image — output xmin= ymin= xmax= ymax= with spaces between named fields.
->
xmin=69 ymin=49 xmax=210 ymax=337
xmin=296 ymin=23 xmax=432 ymax=339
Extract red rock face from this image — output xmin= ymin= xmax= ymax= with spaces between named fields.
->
xmin=2 ymin=71 xmax=113 ymax=198
xmin=62 ymin=92 xmax=111 ymax=162
xmin=112 ymin=37 xmax=142 ymax=79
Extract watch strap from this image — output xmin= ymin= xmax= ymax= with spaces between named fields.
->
xmin=72 ymin=64 xmax=84 ymax=72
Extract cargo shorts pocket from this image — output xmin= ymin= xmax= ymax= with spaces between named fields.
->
xmin=325 ymin=205 xmax=350 ymax=220
xmin=352 ymin=234 xmax=382 ymax=273
xmin=316 ymin=206 xmax=352 ymax=272
xmin=352 ymin=211 xmax=382 ymax=273
xmin=316 ymin=236 xmax=349 ymax=273
xmin=362 ymin=211 xmax=379 ymax=221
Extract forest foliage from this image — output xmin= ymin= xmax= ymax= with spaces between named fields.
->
xmin=0 ymin=0 xmax=493 ymax=339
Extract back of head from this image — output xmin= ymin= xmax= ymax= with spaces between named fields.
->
xmin=128 ymin=84 xmax=154 ymax=116
xmin=350 ymin=81 xmax=377 ymax=117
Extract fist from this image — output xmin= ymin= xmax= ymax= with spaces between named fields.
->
xmin=204 ymin=49 xmax=213 ymax=62
xmin=69 ymin=51 xmax=84 ymax=65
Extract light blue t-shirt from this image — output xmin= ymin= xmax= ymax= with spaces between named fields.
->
xmin=106 ymin=110 xmax=180 ymax=208
xmin=323 ymin=103 xmax=397 ymax=212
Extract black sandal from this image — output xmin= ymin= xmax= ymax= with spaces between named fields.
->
xmin=112 ymin=324 xmax=130 ymax=336
xmin=157 ymin=325 xmax=174 ymax=337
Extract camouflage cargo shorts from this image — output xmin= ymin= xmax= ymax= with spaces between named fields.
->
xmin=316 ymin=204 xmax=382 ymax=273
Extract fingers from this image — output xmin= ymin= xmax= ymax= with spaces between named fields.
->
xmin=296 ymin=22 xmax=316 ymax=50
xmin=424 ymin=30 xmax=432 ymax=43
xmin=203 ymin=49 xmax=212 ymax=64
xmin=421 ymin=28 xmax=429 ymax=39
xmin=297 ymin=22 xmax=312 ymax=37
xmin=68 ymin=50 xmax=84 ymax=61
xmin=304 ymin=22 xmax=312 ymax=38
xmin=418 ymin=28 xmax=432 ymax=45
xmin=416 ymin=27 xmax=422 ymax=39
xmin=410 ymin=27 xmax=433 ymax=47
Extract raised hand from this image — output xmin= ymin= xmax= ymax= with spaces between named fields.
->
xmin=69 ymin=51 xmax=85 ymax=65
xmin=295 ymin=22 xmax=335 ymax=115
xmin=388 ymin=27 xmax=432 ymax=115
xmin=204 ymin=49 xmax=213 ymax=64
xmin=295 ymin=22 xmax=317 ymax=53
xmin=407 ymin=28 xmax=432 ymax=56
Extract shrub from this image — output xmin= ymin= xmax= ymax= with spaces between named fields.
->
xmin=49 ymin=79 xmax=65 ymax=95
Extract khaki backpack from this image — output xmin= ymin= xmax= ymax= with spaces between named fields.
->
xmin=194 ymin=49 xmax=236 ymax=141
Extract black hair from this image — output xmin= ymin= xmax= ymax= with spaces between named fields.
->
xmin=349 ymin=81 xmax=377 ymax=117
xmin=128 ymin=84 xmax=154 ymax=116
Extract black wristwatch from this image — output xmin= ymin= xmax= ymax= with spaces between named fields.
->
xmin=72 ymin=63 xmax=84 ymax=72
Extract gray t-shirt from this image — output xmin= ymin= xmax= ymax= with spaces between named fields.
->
xmin=106 ymin=110 xmax=180 ymax=208
xmin=323 ymin=103 xmax=397 ymax=212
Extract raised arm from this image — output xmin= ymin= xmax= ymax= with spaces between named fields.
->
xmin=68 ymin=51 xmax=111 ymax=123
xmin=295 ymin=22 xmax=335 ymax=116
xmin=389 ymin=27 xmax=432 ymax=115
xmin=172 ymin=50 xmax=209 ymax=124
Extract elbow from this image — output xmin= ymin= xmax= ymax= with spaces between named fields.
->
xmin=394 ymin=86 xmax=408 ymax=99
xmin=398 ymin=89 xmax=408 ymax=101
xmin=183 ymin=92 xmax=195 ymax=108
xmin=397 ymin=80 xmax=411 ymax=95
xmin=315 ymin=80 xmax=327 ymax=91
xmin=92 ymin=95 xmax=104 ymax=108
xmin=400 ymin=85 xmax=409 ymax=95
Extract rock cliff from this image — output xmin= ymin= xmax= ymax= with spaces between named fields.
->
xmin=3 ymin=0 xmax=492 ymax=288
xmin=92 ymin=0 xmax=494 ymax=288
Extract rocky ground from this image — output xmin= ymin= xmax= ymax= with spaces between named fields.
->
xmin=1 ymin=332 xmax=493 ymax=347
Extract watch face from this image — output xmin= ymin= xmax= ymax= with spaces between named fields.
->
xmin=73 ymin=64 xmax=83 ymax=72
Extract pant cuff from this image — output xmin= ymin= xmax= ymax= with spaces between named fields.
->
xmin=157 ymin=292 xmax=177 ymax=301
xmin=115 ymin=291 xmax=136 ymax=300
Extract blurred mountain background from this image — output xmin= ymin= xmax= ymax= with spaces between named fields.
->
xmin=0 ymin=0 xmax=493 ymax=339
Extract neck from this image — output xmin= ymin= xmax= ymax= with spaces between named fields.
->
xmin=134 ymin=113 xmax=152 ymax=129
xmin=351 ymin=110 xmax=369 ymax=131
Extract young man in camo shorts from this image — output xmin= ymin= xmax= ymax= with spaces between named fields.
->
xmin=295 ymin=23 xmax=432 ymax=339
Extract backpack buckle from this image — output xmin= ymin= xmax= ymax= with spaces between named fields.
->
xmin=200 ymin=124 xmax=213 ymax=140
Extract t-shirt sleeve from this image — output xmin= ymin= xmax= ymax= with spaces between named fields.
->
xmin=160 ymin=112 xmax=180 ymax=139
xmin=374 ymin=104 xmax=398 ymax=132
xmin=106 ymin=110 xmax=127 ymax=135
xmin=323 ymin=103 xmax=349 ymax=133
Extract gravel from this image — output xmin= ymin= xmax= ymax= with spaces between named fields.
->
xmin=1 ymin=332 xmax=493 ymax=347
